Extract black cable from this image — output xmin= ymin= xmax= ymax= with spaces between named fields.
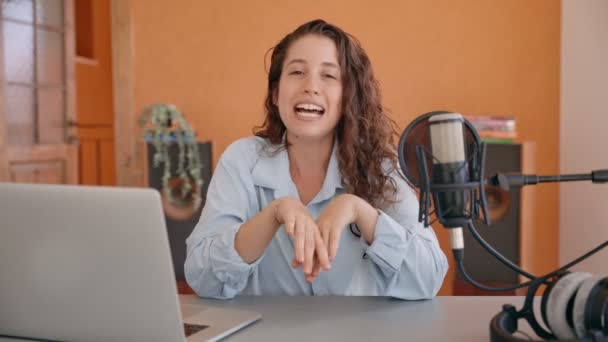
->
xmin=466 ymin=221 xmax=538 ymax=280
xmin=456 ymin=258 xmax=539 ymax=292
xmin=454 ymin=239 xmax=608 ymax=292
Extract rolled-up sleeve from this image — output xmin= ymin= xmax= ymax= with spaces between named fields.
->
xmin=184 ymin=141 xmax=261 ymax=299
xmin=362 ymin=172 xmax=449 ymax=300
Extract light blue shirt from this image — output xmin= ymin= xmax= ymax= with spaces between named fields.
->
xmin=184 ymin=136 xmax=448 ymax=300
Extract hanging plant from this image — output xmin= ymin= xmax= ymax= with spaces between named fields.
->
xmin=138 ymin=104 xmax=204 ymax=213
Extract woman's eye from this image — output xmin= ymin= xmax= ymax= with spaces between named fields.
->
xmin=324 ymin=74 xmax=337 ymax=79
xmin=289 ymin=70 xmax=304 ymax=75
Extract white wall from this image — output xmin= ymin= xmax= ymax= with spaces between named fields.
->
xmin=560 ymin=0 xmax=608 ymax=273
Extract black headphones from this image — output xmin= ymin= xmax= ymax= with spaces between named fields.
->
xmin=490 ymin=271 xmax=608 ymax=342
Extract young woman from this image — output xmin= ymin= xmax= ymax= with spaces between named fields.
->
xmin=185 ymin=19 xmax=448 ymax=299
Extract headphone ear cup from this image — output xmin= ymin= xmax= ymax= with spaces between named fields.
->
xmin=572 ymin=275 xmax=606 ymax=338
xmin=541 ymin=274 xmax=561 ymax=332
xmin=545 ymin=272 xmax=592 ymax=339
xmin=584 ymin=277 xmax=608 ymax=335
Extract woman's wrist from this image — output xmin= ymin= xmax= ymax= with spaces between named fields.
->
xmin=235 ymin=198 xmax=284 ymax=263
xmin=351 ymin=195 xmax=379 ymax=243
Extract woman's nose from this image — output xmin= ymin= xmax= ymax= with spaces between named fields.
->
xmin=304 ymin=88 xmax=320 ymax=95
xmin=303 ymin=76 xmax=320 ymax=95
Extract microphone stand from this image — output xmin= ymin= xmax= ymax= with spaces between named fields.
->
xmin=414 ymin=142 xmax=608 ymax=291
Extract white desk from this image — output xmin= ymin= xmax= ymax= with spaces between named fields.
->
xmin=1 ymin=295 xmax=537 ymax=341
xmin=183 ymin=295 xmax=534 ymax=341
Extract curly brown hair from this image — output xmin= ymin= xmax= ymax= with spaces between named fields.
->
xmin=254 ymin=19 xmax=401 ymax=208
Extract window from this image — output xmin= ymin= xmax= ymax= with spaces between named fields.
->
xmin=2 ymin=0 xmax=67 ymax=145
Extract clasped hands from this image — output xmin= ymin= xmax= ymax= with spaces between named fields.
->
xmin=272 ymin=194 xmax=364 ymax=283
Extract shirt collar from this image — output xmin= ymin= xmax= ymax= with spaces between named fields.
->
xmin=251 ymin=137 xmax=343 ymax=203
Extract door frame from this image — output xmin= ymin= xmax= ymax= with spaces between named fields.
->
xmin=110 ymin=0 xmax=142 ymax=187
xmin=0 ymin=4 xmax=9 ymax=181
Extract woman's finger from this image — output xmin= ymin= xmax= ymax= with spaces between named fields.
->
xmin=284 ymin=216 xmax=295 ymax=237
xmin=312 ymin=253 xmax=323 ymax=277
xmin=320 ymin=222 xmax=330 ymax=253
xmin=294 ymin=216 xmax=305 ymax=264
xmin=314 ymin=227 xmax=331 ymax=270
xmin=317 ymin=220 xmax=331 ymax=261
xmin=303 ymin=220 xmax=315 ymax=275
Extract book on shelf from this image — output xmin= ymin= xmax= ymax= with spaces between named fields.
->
xmin=465 ymin=115 xmax=517 ymax=144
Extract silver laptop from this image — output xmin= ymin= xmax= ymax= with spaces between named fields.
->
xmin=0 ymin=182 xmax=260 ymax=342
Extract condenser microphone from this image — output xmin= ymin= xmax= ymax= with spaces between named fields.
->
xmin=398 ymin=111 xmax=489 ymax=253
xmin=428 ymin=113 xmax=469 ymax=251
xmin=428 ymin=113 xmax=469 ymax=225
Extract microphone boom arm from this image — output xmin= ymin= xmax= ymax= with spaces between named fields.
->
xmin=490 ymin=169 xmax=608 ymax=191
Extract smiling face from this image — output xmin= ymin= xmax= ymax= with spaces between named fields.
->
xmin=274 ymin=34 xmax=343 ymax=144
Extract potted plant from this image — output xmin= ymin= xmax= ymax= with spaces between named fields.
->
xmin=138 ymin=104 xmax=204 ymax=217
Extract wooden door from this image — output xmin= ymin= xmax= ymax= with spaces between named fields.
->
xmin=0 ymin=0 xmax=78 ymax=184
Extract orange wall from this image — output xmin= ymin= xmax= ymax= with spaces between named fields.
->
xmin=132 ymin=0 xmax=561 ymax=294
xmin=75 ymin=0 xmax=115 ymax=186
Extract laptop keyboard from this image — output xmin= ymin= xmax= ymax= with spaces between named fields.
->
xmin=184 ymin=323 xmax=210 ymax=337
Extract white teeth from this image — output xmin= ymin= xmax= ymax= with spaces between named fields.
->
xmin=295 ymin=103 xmax=324 ymax=111
xmin=296 ymin=112 xmax=321 ymax=118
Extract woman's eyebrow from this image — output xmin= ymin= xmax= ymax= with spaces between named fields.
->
xmin=285 ymin=59 xmax=339 ymax=69
xmin=285 ymin=58 xmax=307 ymax=67
xmin=321 ymin=62 xmax=340 ymax=69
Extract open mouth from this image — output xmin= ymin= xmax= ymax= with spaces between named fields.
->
xmin=294 ymin=103 xmax=325 ymax=118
